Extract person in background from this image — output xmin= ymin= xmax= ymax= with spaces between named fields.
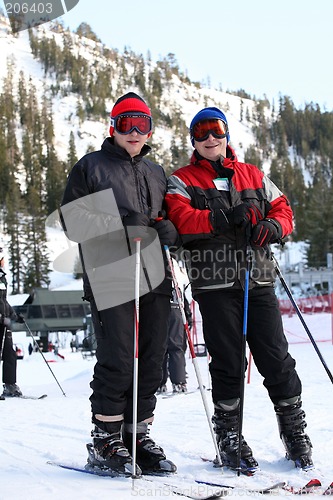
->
xmin=0 ymin=248 xmax=25 ymax=399
xmin=158 ymin=291 xmax=187 ymax=394
xmin=61 ymin=92 xmax=178 ymax=476
xmin=157 ymin=260 xmax=191 ymax=394
xmin=165 ymin=107 xmax=313 ymax=472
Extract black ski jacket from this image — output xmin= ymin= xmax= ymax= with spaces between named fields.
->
xmin=0 ymin=268 xmax=17 ymax=321
xmin=61 ymin=138 xmax=172 ymax=299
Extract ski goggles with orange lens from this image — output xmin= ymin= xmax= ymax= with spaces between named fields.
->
xmin=191 ymin=119 xmax=228 ymax=142
xmin=111 ymin=114 xmax=152 ymax=135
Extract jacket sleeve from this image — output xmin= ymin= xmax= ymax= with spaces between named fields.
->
xmin=262 ymin=175 xmax=294 ymax=237
xmin=165 ymin=174 xmax=213 ymax=244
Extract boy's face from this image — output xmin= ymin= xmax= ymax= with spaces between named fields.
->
xmin=114 ymin=129 xmax=148 ymax=158
xmin=194 ymin=135 xmax=227 ymax=162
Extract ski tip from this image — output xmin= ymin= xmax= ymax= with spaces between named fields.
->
xmin=323 ymin=482 xmax=333 ymax=496
xmin=285 ymin=478 xmax=322 ymax=495
xmin=305 ymin=479 xmax=322 ymax=487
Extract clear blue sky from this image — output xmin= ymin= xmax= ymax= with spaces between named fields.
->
xmin=1 ymin=0 xmax=332 ymax=110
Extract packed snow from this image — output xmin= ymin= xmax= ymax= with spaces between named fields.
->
xmin=1 ymin=308 xmax=332 ymax=499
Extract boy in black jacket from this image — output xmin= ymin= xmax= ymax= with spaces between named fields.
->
xmin=61 ymin=93 xmax=178 ymax=476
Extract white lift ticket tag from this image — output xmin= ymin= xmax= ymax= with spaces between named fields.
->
xmin=213 ymin=178 xmax=229 ymax=191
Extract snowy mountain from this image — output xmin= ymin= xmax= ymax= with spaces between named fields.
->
xmin=0 ymin=14 xmax=259 ymax=166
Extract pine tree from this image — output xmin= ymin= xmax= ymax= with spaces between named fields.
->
xmin=4 ymin=185 xmax=26 ymax=294
xmin=305 ymin=176 xmax=332 ymax=267
xmin=45 ymin=147 xmax=67 ymax=215
xmin=22 ymin=185 xmax=50 ymax=292
xmin=67 ymin=131 xmax=78 ymax=168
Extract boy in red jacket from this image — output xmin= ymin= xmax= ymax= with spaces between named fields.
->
xmin=165 ymin=107 xmax=313 ymax=472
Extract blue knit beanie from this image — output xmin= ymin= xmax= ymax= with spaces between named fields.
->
xmin=190 ymin=107 xmax=230 ymax=146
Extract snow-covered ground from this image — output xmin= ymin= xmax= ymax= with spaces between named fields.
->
xmin=1 ymin=311 xmax=333 ymax=499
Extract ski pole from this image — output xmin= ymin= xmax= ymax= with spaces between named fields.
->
xmin=22 ymin=318 xmax=67 ymax=396
xmin=164 ymin=246 xmax=223 ymax=467
xmin=271 ymin=254 xmax=333 ymax=385
xmin=132 ymin=238 xmax=141 ymax=481
xmin=236 ymin=245 xmax=251 ymax=476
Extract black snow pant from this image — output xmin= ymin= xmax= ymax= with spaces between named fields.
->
xmin=0 ymin=327 xmax=17 ymax=385
xmin=195 ymin=286 xmax=302 ymax=405
xmin=89 ymin=292 xmax=170 ymax=423
xmin=161 ymin=306 xmax=186 ymax=386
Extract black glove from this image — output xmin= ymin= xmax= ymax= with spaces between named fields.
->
xmin=16 ymin=313 xmax=25 ymax=324
xmin=211 ymin=202 xmax=263 ymax=233
xmin=3 ymin=317 xmax=11 ymax=326
xmin=122 ymin=212 xmax=150 ymax=227
xmin=250 ymin=219 xmax=282 ymax=247
xmin=152 ymin=219 xmax=179 ymax=246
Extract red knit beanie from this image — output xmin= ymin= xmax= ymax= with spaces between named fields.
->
xmin=110 ymin=92 xmax=152 ymax=136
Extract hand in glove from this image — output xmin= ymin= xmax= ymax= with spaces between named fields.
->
xmin=250 ymin=219 xmax=282 ymax=247
xmin=3 ymin=317 xmax=11 ymax=326
xmin=16 ymin=313 xmax=25 ymax=324
xmin=152 ymin=219 xmax=179 ymax=247
xmin=122 ymin=212 xmax=150 ymax=239
xmin=210 ymin=202 xmax=263 ymax=233
xmin=122 ymin=212 xmax=150 ymax=227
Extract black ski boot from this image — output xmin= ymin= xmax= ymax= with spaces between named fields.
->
xmin=87 ymin=420 xmax=141 ymax=477
xmin=2 ymin=383 xmax=22 ymax=397
xmin=212 ymin=399 xmax=259 ymax=474
xmin=156 ymin=384 xmax=167 ymax=394
xmin=274 ymin=396 xmax=313 ymax=470
xmin=172 ymin=383 xmax=187 ymax=393
xmin=123 ymin=421 xmax=177 ymax=474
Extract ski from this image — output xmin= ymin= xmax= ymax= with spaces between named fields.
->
xmin=323 ymin=482 xmax=333 ymax=495
xmin=162 ymin=389 xmax=197 ymax=399
xmin=19 ymin=394 xmax=47 ymax=400
xmin=201 ymin=455 xmax=257 ymax=476
xmin=282 ymin=478 xmax=322 ymax=494
xmin=47 ymin=461 xmax=226 ymax=499
xmin=1 ymin=394 xmax=47 ymax=400
xmin=196 ymin=476 xmax=333 ymax=496
xmin=195 ymin=478 xmax=286 ymax=494
xmin=47 ymin=459 xmax=306 ymax=497
xmin=291 ymin=480 xmax=333 ymax=496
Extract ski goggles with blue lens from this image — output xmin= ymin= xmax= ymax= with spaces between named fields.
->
xmin=111 ymin=114 xmax=152 ymax=135
xmin=191 ymin=119 xmax=228 ymax=142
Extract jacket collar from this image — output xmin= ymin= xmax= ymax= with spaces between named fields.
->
xmin=191 ymin=144 xmax=237 ymax=170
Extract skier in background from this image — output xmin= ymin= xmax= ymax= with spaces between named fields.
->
xmin=157 ymin=260 xmax=192 ymax=394
xmin=0 ymin=248 xmax=25 ymax=399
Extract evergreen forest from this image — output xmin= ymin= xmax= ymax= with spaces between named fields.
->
xmin=1 ymin=18 xmax=333 ymax=294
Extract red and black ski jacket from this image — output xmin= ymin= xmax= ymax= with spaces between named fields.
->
xmin=165 ymin=146 xmax=293 ymax=292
